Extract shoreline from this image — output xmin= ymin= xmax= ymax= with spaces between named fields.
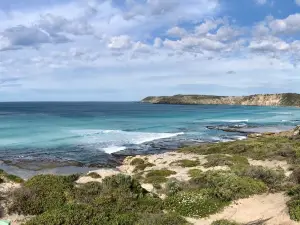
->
xmin=1 ymin=125 xmax=300 ymax=224
xmin=0 ymin=125 xmax=297 ymax=180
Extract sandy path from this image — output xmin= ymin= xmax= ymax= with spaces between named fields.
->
xmin=188 ymin=193 xmax=297 ymax=225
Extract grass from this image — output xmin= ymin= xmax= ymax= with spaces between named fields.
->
xmin=179 ymin=136 xmax=300 ymax=163
xmin=170 ymin=159 xmax=200 ymax=168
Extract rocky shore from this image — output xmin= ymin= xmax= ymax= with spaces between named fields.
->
xmin=1 ymin=126 xmax=300 ymax=224
xmin=142 ymin=93 xmax=300 ymax=107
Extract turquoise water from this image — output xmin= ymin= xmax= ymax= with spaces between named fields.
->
xmin=0 ymin=102 xmax=299 ymax=167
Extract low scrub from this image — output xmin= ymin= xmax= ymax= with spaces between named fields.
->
xmin=164 ymin=189 xmax=229 ymax=218
xmin=144 ymin=169 xmax=176 ymax=184
xmin=179 ymin=136 xmax=300 ymax=163
xmin=0 ymin=169 xmax=23 ymax=183
xmin=87 ymin=172 xmax=101 ymax=179
xmin=234 ymin=165 xmax=285 ymax=191
xmin=288 ymin=199 xmax=300 ymax=221
xmin=9 ymin=174 xmax=77 ymax=215
xmin=20 ymin=174 xmax=189 ymax=225
xmin=203 ymin=154 xmax=249 ymax=168
xmin=131 ymin=158 xmax=155 ymax=172
xmin=188 ymin=169 xmax=202 ymax=178
xmin=211 ymin=219 xmax=240 ymax=225
xmin=287 ymin=185 xmax=300 ymax=221
xmin=171 ymin=159 xmax=200 ymax=168
xmin=188 ymin=171 xmax=267 ymax=201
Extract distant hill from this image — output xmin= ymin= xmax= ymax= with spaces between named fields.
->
xmin=141 ymin=93 xmax=300 ymax=107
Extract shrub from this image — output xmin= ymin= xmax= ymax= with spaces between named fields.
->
xmin=144 ymin=169 xmax=176 ymax=184
xmin=234 ymin=166 xmax=285 ymax=191
xmin=164 ymin=178 xmax=184 ymax=196
xmin=87 ymin=172 xmax=101 ymax=179
xmin=171 ymin=159 xmax=200 ymax=168
xmin=9 ymin=175 xmax=76 ymax=215
xmin=136 ymin=213 xmax=190 ymax=225
xmin=164 ymin=189 xmax=229 ymax=218
xmin=0 ymin=170 xmax=24 ymax=183
xmin=131 ymin=158 xmax=155 ymax=172
xmin=179 ymin=136 xmax=300 ymax=163
xmin=211 ymin=219 xmax=240 ymax=225
xmin=288 ymin=185 xmax=300 ymax=198
xmin=203 ymin=155 xmax=249 ymax=168
xmin=188 ymin=171 xmax=267 ymax=201
xmin=290 ymin=167 xmax=300 ymax=184
xmin=24 ymin=204 xmax=109 ymax=225
xmin=131 ymin=158 xmax=145 ymax=166
xmin=188 ymin=169 xmax=202 ymax=178
xmin=288 ymin=199 xmax=300 ymax=221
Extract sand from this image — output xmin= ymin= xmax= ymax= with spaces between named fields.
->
xmin=188 ymin=193 xmax=297 ymax=225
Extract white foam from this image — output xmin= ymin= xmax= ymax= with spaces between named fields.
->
xmin=70 ymin=129 xmax=184 ymax=154
xmin=220 ymin=119 xmax=249 ymax=123
xmin=103 ymin=146 xmax=127 ymax=154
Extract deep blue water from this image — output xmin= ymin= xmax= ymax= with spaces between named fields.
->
xmin=0 ymin=102 xmax=299 ymax=168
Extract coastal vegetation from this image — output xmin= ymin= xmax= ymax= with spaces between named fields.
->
xmin=1 ymin=127 xmax=300 ymax=224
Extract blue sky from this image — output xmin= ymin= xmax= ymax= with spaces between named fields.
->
xmin=1 ymin=0 xmax=300 ymax=101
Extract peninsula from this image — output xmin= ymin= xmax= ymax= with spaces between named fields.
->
xmin=142 ymin=93 xmax=300 ymax=107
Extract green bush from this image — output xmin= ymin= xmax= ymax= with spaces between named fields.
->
xmin=164 ymin=189 xmax=229 ymax=218
xmin=164 ymin=178 xmax=184 ymax=196
xmin=179 ymin=136 xmax=300 ymax=163
xmin=0 ymin=170 xmax=24 ymax=183
xmin=130 ymin=158 xmax=155 ymax=172
xmin=211 ymin=219 xmax=240 ymax=225
xmin=171 ymin=159 xmax=200 ymax=167
xmin=136 ymin=213 xmax=190 ymax=225
xmin=9 ymin=175 xmax=76 ymax=215
xmin=203 ymin=155 xmax=249 ymax=168
xmin=188 ymin=169 xmax=202 ymax=178
xmin=144 ymin=169 xmax=176 ymax=184
xmin=87 ymin=172 xmax=101 ymax=179
xmin=288 ymin=199 xmax=300 ymax=221
xmin=234 ymin=165 xmax=286 ymax=191
xmin=25 ymin=204 xmax=110 ymax=225
xmin=131 ymin=158 xmax=145 ymax=166
xmin=189 ymin=171 xmax=267 ymax=201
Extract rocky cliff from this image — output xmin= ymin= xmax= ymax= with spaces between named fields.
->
xmin=142 ymin=93 xmax=300 ymax=107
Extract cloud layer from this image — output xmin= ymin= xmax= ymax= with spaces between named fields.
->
xmin=0 ymin=0 xmax=300 ymax=101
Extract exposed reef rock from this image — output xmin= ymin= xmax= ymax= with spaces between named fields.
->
xmin=142 ymin=93 xmax=300 ymax=107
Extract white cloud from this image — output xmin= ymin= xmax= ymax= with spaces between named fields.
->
xmin=107 ymin=35 xmax=132 ymax=50
xmin=153 ymin=37 xmax=162 ymax=48
xmin=255 ymin=0 xmax=267 ymax=5
xmin=249 ymin=37 xmax=290 ymax=52
xmin=1 ymin=0 xmax=300 ymax=100
xmin=195 ymin=19 xmax=221 ymax=35
xmin=167 ymin=26 xmax=187 ymax=37
xmin=269 ymin=13 xmax=300 ymax=34
xmin=295 ymin=0 xmax=300 ymax=6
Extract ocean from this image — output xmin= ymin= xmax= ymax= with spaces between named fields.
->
xmin=0 ymin=102 xmax=299 ymax=173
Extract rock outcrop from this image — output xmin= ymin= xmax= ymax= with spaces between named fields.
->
xmin=142 ymin=93 xmax=300 ymax=107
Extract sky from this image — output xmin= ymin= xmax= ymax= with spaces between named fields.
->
xmin=1 ymin=0 xmax=300 ymax=101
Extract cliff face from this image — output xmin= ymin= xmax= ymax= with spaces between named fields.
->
xmin=142 ymin=93 xmax=300 ymax=107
